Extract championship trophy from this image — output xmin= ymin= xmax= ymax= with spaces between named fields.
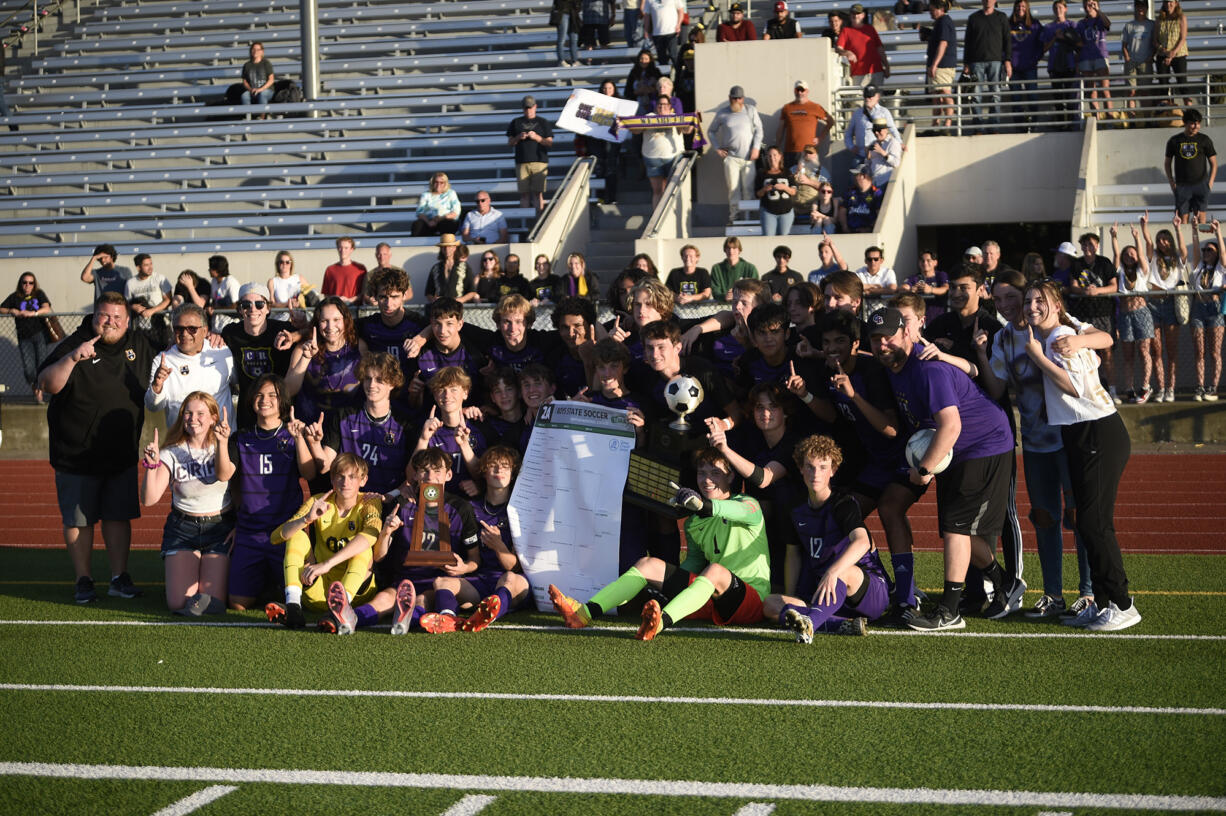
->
xmin=401 ymin=482 xmax=455 ymax=567
xmin=664 ymin=374 xmax=705 ymax=431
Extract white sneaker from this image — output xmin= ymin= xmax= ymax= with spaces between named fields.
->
xmin=1109 ymin=387 xmax=1122 ymax=405
xmin=1061 ymin=598 xmax=1100 ymax=628
xmin=1086 ymin=600 xmax=1142 ymax=632
xmin=1163 ymin=388 xmax=1175 ymax=403
xmin=1206 ymin=388 xmax=1219 ymax=402
xmin=1024 ymin=594 xmax=1066 ymax=618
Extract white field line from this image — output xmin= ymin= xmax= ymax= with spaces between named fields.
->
xmin=440 ymin=794 xmax=497 ymax=816
xmin=2 ymin=683 xmax=1223 ymax=718
xmin=1 ymin=618 xmax=1224 ymax=642
xmin=0 ymin=762 xmax=1222 ymax=812
xmin=149 ymin=785 xmax=237 ymax=816
xmin=733 ymin=805 xmax=777 ymax=816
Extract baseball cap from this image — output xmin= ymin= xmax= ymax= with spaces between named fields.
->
xmin=868 ymin=308 xmax=905 ymax=338
xmin=238 ymin=282 xmax=266 ymax=301
xmin=850 ymin=3 xmax=866 ymax=13
xmin=521 ymin=95 xmax=537 ymax=109
xmin=964 ymin=245 xmax=984 ymax=258
xmin=794 ymin=79 xmax=810 ymax=90
xmin=729 ymin=85 xmax=745 ymax=98
xmin=1056 ymin=241 xmax=1079 ymax=258
xmin=730 ymin=2 xmax=743 ymax=10
xmin=863 ymin=84 xmax=880 ymax=98
xmin=775 ymin=1 xmax=787 ymax=11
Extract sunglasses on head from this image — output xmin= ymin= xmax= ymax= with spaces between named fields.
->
xmin=238 ymin=300 xmax=268 ymax=311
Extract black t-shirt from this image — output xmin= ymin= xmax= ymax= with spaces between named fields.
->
xmin=1166 ymin=131 xmax=1217 ymax=185
xmin=507 ymin=115 xmax=553 ymax=164
xmin=1074 ymin=255 xmax=1117 ymax=320
xmin=665 ymin=266 xmax=712 ymax=299
xmin=2 ymin=288 xmax=51 ymax=340
xmin=760 ymin=269 xmax=804 ymax=300
xmin=755 ymin=168 xmax=797 ymax=215
xmin=928 ymin=13 xmax=958 ymax=68
xmin=629 ymin=354 xmax=736 ymax=470
xmin=223 ymin=318 xmax=295 ymax=427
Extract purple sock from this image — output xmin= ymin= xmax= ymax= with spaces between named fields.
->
xmin=355 ymin=604 xmax=379 ymax=629
xmin=816 ymin=616 xmax=850 ymax=633
xmin=494 ymin=586 xmax=513 ymax=619
xmin=435 ymin=589 xmax=457 ymax=615
xmin=806 ymin=581 xmax=849 ymax=631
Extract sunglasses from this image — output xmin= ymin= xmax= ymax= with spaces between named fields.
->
xmin=174 ymin=325 xmax=204 ymax=335
xmin=867 ymin=256 xmax=883 ymax=262
xmin=19 ymin=279 xmax=35 ymax=285
xmin=238 ymin=300 xmax=268 ymax=311
xmin=483 ymin=256 xmax=497 ymax=262
xmin=277 ymin=260 xmax=292 ymax=266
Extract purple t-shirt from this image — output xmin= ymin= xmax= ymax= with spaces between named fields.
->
xmin=1075 ymin=15 xmax=1109 ymax=62
xmin=885 ymin=343 xmax=1014 ymax=463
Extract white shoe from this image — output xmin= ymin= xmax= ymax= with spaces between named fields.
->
xmin=1086 ymin=599 xmax=1142 ymax=632
xmin=1163 ymin=388 xmax=1175 ymax=403
xmin=1109 ymin=387 xmax=1122 ymax=405
xmin=1061 ymin=598 xmax=1100 ymax=628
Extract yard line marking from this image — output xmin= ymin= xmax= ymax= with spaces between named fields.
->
xmin=1036 ymin=811 xmax=1074 ymax=816
xmin=3 ymin=683 xmax=1222 ymax=718
xmin=1 ymin=762 xmax=1222 ymax=812
xmin=149 ymin=785 xmax=237 ymax=816
xmin=441 ymin=794 xmax=497 ymax=816
xmin=733 ymin=804 xmax=777 ymax=815
xmin=1 ymin=618 xmax=1225 ymax=641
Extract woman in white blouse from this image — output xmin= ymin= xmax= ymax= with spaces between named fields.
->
xmin=1023 ymin=279 xmax=1140 ymax=632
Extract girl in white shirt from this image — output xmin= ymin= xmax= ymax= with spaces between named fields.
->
xmin=1188 ymin=219 xmax=1224 ymax=401
xmin=1110 ymin=221 xmax=1155 ymax=403
xmin=1140 ymin=211 xmax=1187 ymax=401
xmin=141 ymin=391 xmax=236 ymax=612
xmin=268 ymin=250 xmax=304 ymax=308
xmin=1023 ymin=279 xmax=1140 ymax=632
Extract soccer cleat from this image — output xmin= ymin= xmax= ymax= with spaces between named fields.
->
xmin=1086 ymin=600 xmax=1142 ymax=632
xmin=419 ymin=612 xmax=459 ymax=634
xmin=636 ymin=599 xmax=664 ymax=641
xmin=985 ymin=577 xmax=1027 ymax=620
xmin=548 ymin=583 xmax=591 ymax=629
xmin=74 ymin=576 xmax=97 ymax=604
xmin=317 ymin=616 xmax=337 ymax=634
xmin=836 ymin=617 xmax=869 ymax=637
xmin=108 ymin=572 xmax=143 ymax=598
xmin=906 ymin=607 xmax=966 ymax=631
xmin=1024 ymin=594 xmax=1067 ymax=619
xmin=390 ymin=579 xmax=417 ymax=635
xmin=783 ymin=608 xmax=814 ymax=644
xmin=1061 ymin=598 xmax=1100 ymax=628
xmin=462 ymin=594 xmax=502 ymax=633
xmin=325 ymin=581 xmax=357 ymax=635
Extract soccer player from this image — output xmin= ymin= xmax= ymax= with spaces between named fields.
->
xmin=548 ymin=295 xmax=599 ymax=398
xmin=284 ymin=297 xmax=363 ymax=424
xmin=356 ymin=267 xmax=423 ymax=382
xmin=265 ymin=452 xmax=382 ymax=632
xmin=548 ymin=447 xmax=770 ymax=641
xmin=403 ymin=297 xmax=488 ymax=409
xmin=764 ymin=435 xmax=891 ymax=641
xmin=734 ymin=303 xmax=819 ymax=394
xmin=414 ymin=366 xmax=492 ymax=497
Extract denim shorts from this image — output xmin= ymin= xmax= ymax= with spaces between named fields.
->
xmin=1077 ymin=58 xmax=1108 ymax=73
xmin=1190 ymin=298 xmax=1224 ymax=329
xmin=1149 ymin=296 xmax=1179 ymax=326
xmin=1118 ymin=305 xmax=1155 ymax=342
xmin=161 ymin=509 xmax=235 ymax=558
xmin=642 ymin=154 xmax=676 ymax=178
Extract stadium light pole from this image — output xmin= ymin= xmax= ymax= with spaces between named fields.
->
xmin=300 ymin=0 xmax=320 ymax=116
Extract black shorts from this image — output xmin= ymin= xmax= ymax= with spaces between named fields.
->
xmin=935 ymin=450 xmax=1013 ymax=539
xmin=1175 ymin=180 xmax=1210 ymax=216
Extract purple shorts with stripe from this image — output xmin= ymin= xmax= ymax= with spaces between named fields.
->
xmin=228 ymin=531 xmax=284 ymax=600
xmin=464 ymin=571 xmax=505 ymax=598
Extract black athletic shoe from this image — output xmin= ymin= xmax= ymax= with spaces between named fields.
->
xmin=985 ymin=577 xmax=1027 ymax=620
xmin=108 ymin=572 xmax=143 ymax=599
xmin=907 ymin=607 xmax=966 ymax=631
xmin=74 ymin=576 xmax=97 ymax=604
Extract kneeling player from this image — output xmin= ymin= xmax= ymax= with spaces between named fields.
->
xmin=266 ymin=452 xmax=383 ymax=632
xmin=763 ymin=435 xmax=891 ymax=641
xmin=549 ymin=448 xmax=770 ymax=641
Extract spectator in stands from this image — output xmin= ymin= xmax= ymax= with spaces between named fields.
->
xmin=1154 ymin=0 xmax=1189 ymax=108
xmin=1070 ymin=231 xmax=1118 ymax=402
xmin=1141 ymin=213 xmax=1185 ymax=403
xmin=625 ymin=0 xmax=644 ymax=49
xmin=763 ymin=0 xmax=802 ymax=39
xmin=529 ymin=254 xmax=559 ymax=303
xmin=855 ymin=246 xmax=899 ymax=313
xmin=553 ymin=0 xmax=581 ymax=67
xmin=717 ymin=3 xmax=758 ymax=41
xmin=674 ymin=41 xmax=698 ymax=113
xmin=507 ymin=95 xmax=554 ymax=214
xmin=1075 ymin=0 xmax=1114 ymax=120
xmin=206 ymin=254 xmax=241 ymax=331
xmin=792 ymin=145 xmax=828 ymax=209
xmin=1021 ymin=251 xmax=1046 ymax=280
xmin=896 ymin=0 xmax=928 ymax=14
xmin=580 ymin=0 xmax=616 ymax=59
xmin=711 ymin=236 xmax=760 ymax=301
xmin=500 ymin=254 xmax=533 ymax=300
xmin=1120 ymin=0 xmax=1155 ymax=117
xmin=321 ymin=237 xmax=367 ymax=307
xmin=866 ymin=120 xmax=902 ymax=191
xmin=1165 ymin=109 xmax=1217 ymax=227
xmin=39 ymin=292 xmax=155 ymax=604
xmin=0 ymin=47 xmax=14 ymax=132
xmin=762 ymin=245 xmax=804 ymax=302
xmin=1009 ymin=0 xmax=1044 ymax=130
xmin=124 ymin=253 xmax=172 ymax=345
xmin=554 ymin=252 xmax=601 ymax=302
xmin=460 ymin=190 xmax=510 ymax=245
xmin=268 ymin=250 xmax=305 ymax=309
xmin=240 ymin=42 xmax=275 ymax=113
xmin=666 ymin=244 xmax=713 ymax=304
xmin=842 ymin=165 xmax=883 ymax=233
xmin=807 ymin=179 xmax=842 ymax=236
xmin=641 ymin=95 xmax=692 ymax=208
xmin=845 ymin=85 xmax=899 ymax=163
xmin=583 ymin=80 xmax=622 ymax=204
xmin=80 ymin=243 xmax=130 ymax=300
xmin=1041 ymin=0 xmax=1079 ymax=128
xmin=473 ymin=251 xmax=506 ymax=303
xmin=777 ymin=79 xmax=833 ymax=170
xmin=624 ymin=49 xmax=663 ymax=114
xmin=369 ymin=242 xmax=400 ymax=278
xmin=140 ymin=391 xmax=234 ymax=613
xmin=982 ymin=240 xmax=1015 ymax=295
xmin=146 ymin=303 xmax=236 ymax=426
xmin=1110 ymin=221 xmax=1156 ymax=402
xmin=642 ymin=0 xmax=686 ymax=66
xmin=963 ymin=0 xmax=1013 ymax=131
xmin=1188 ymin=219 xmax=1223 ymax=401
xmin=412 ymin=172 xmax=462 ymax=237
xmin=839 ymin=4 xmax=890 ymax=87
xmin=809 ymin=235 xmax=847 ymax=283
xmin=1 ymin=272 xmax=52 ymax=403
xmin=709 ymin=85 xmax=764 ymax=226
xmin=756 ymin=146 xmax=798 ymax=237
xmin=926 ymin=0 xmax=958 ymax=130
xmin=424 ymin=234 xmax=472 ymax=303
xmin=173 ymin=270 xmax=209 ymax=310
xmin=902 ymin=248 xmax=950 ymax=320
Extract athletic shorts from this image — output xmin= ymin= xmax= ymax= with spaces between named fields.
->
xmin=1149 ymin=296 xmax=1179 ymax=326
xmin=161 ymin=509 xmax=235 ymax=558
xmin=228 ymin=531 xmax=284 ymax=600
xmin=680 ymin=570 xmax=764 ymax=625
xmin=935 ymin=450 xmax=1013 ymax=540
xmin=843 ymin=569 xmax=891 ymax=621
xmin=516 ymin=162 xmax=548 ymax=194
xmin=850 ymin=460 xmax=898 ymax=502
xmin=55 ymin=466 xmax=140 ymax=527
xmin=465 ymin=571 xmax=504 ymax=598
xmin=1190 ymin=298 xmax=1225 ymax=329
xmin=1118 ymin=305 xmax=1155 ymax=342
xmin=1175 ymin=181 xmax=1210 ymax=216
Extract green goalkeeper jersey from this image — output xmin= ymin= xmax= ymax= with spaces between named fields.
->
xmin=680 ymin=494 xmax=771 ymax=599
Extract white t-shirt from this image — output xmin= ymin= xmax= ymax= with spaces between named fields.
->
xmin=1147 ymin=253 xmax=1186 ymax=291
xmin=270 ymin=274 xmax=302 ymax=305
xmin=1190 ymin=260 xmax=1225 ymax=293
xmin=1041 ymin=324 xmax=1116 ymax=426
xmin=159 ymin=441 xmax=231 ymax=515
xmin=1116 ymin=264 xmax=1150 ymax=294
xmin=124 ymin=273 xmax=172 ymax=331
xmin=642 ymin=0 xmax=686 ymax=34
xmin=145 ymin=345 xmax=236 ymax=426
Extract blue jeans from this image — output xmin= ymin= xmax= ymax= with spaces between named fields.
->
xmin=18 ymin=331 xmax=48 ymax=387
xmin=760 ymin=209 xmax=794 ymax=236
xmin=624 ymin=9 xmax=643 ymax=48
xmin=556 ymin=15 xmax=579 ymax=64
xmin=1022 ymin=447 xmax=1093 ymax=599
xmin=810 ymin=218 xmax=836 ymax=235
xmin=969 ymin=61 xmax=1004 ymax=127
xmin=241 ymin=88 xmax=273 ymax=105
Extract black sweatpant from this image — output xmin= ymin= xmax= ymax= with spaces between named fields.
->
xmin=1061 ymin=412 xmax=1131 ymax=609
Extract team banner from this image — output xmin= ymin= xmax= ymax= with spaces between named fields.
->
xmin=508 ymin=401 xmax=635 ymax=612
xmin=617 ymin=113 xmax=707 ymax=150
xmin=557 ymin=88 xmax=639 ymax=144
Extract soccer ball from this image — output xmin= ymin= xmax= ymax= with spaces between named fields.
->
xmin=664 ymin=375 xmax=705 ymax=418
xmin=905 ymin=428 xmax=952 ymax=475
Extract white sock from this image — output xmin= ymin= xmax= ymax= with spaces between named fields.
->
xmin=285 ymin=585 xmax=302 ymax=605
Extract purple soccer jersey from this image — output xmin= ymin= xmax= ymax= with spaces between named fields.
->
xmin=323 ymin=406 xmax=412 ymax=495
xmin=791 ymin=491 xmax=890 ymax=600
xmin=228 ymin=427 xmax=304 ymax=543
xmin=358 ymin=312 xmax=424 ymax=377
xmin=886 ymin=343 xmax=1014 ymax=464
xmin=826 ymin=354 xmax=907 ymax=467
xmin=591 ymin=392 xmax=644 ymax=413
xmin=423 ymin=419 xmax=492 ymax=494
xmin=470 ymin=497 xmax=516 ymax=575
xmin=711 ymin=333 xmax=747 ymax=379
xmin=416 ymin=343 xmax=484 ymax=384
xmin=296 ymin=344 xmax=362 ymax=423
xmin=379 ymin=491 xmax=480 ymax=585
xmin=548 ymin=347 xmax=589 ymax=398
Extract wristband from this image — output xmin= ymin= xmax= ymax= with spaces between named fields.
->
xmin=141 ymin=459 xmax=160 ymax=470
xmin=747 ymin=465 xmax=767 ymax=489
xmin=801 ymin=392 xmax=815 ymax=405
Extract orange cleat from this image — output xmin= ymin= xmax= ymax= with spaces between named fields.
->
xmin=419 ymin=612 xmax=459 ymax=634
xmin=636 ymin=599 xmax=664 ymax=641
xmin=461 ymin=594 xmax=502 ymax=633
xmin=548 ymin=583 xmax=591 ymax=629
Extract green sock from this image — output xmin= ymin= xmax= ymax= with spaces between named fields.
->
xmin=661 ymin=575 xmax=716 ymax=625
xmin=588 ymin=567 xmax=648 ymax=614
